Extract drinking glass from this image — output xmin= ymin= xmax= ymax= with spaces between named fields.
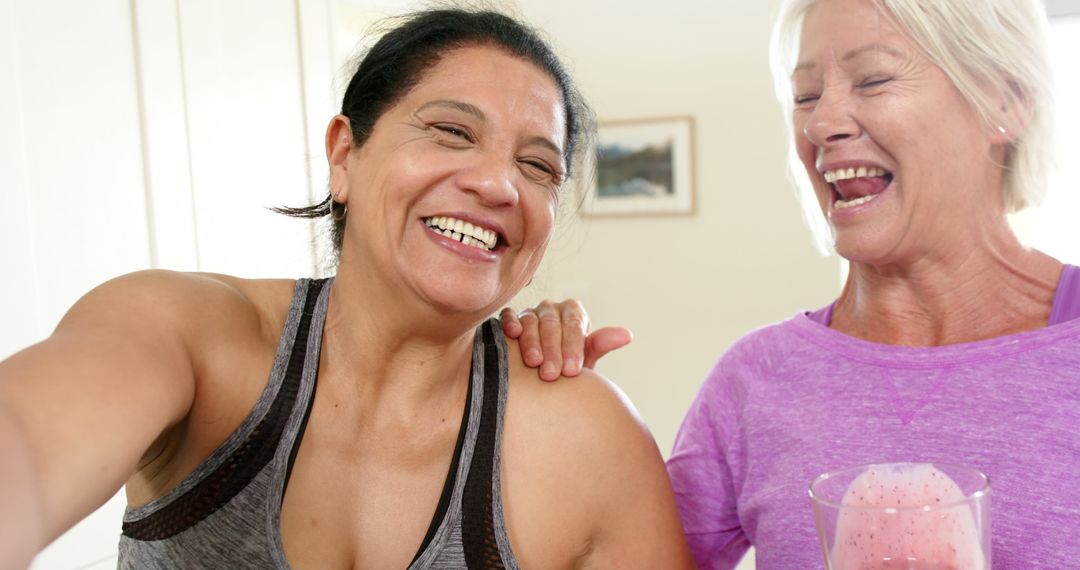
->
xmin=810 ymin=462 xmax=990 ymax=570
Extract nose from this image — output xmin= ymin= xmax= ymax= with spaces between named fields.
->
xmin=802 ymin=89 xmax=861 ymax=148
xmin=456 ymin=152 xmax=519 ymax=208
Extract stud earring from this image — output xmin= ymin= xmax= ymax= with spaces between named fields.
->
xmin=997 ymin=125 xmax=1007 ymax=135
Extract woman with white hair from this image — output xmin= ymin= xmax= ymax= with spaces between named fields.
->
xmin=508 ymin=0 xmax=1080 ymax=566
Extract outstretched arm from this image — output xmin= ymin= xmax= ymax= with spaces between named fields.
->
xmin=0 ymin=271 xmax=216 ymax=567
xmin=499 ymin=300 xmax=632 ymax=380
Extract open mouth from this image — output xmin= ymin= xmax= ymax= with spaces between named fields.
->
xmin=824 ymin=166 xmax=894 ymax=209
xmin=423 ymin=216 xmax=503 ymax=251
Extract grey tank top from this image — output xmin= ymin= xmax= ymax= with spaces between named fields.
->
xmin=118 ymin=278 xmax=519 ymax=569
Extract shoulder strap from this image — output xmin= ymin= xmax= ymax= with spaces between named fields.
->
xmin=281 ymin=278 xmax=329 ymax=498
xmin=460 ymin=319 xmax=511 ymax=568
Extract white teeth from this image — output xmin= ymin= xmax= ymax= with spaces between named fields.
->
xmin=823 ymin=166 xmax=887 ymax=183
xmin=423 ymin=216 xmax=498 ymax=251
xmin=835 ymin=193 xmax=879 ymax=209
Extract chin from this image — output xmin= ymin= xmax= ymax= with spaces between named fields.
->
xmin=423 ymin=285 xmax=506 ymax=319
xmin=832 ymin=231 xmax=899 ymax=265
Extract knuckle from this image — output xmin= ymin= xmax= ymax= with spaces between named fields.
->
xmin=517 ymin=310 xmax=539 ymax=323
xmin=564 ymin=315 xmax=588 ymax=330
xmin=539 ymin=314 xmax=563 ymax=328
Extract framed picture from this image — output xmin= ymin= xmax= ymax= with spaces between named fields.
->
xmin=583 ymin=116 xmax=695 ymax=217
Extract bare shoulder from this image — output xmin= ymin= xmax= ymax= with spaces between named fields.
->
xmin=67 ymin=270 xmax=295 ymax=344
xmin=72 ymin=272 xmax=302 ymax=501
xmin=504 ymin=338 xmax=650 ymax=449
xmin=0 ymin=271 xmax=299 ymax=543
xmin=502 ymin=336 xmax=660 ymax=490
xmin=500 ymin=337 xmax=693 ymax=568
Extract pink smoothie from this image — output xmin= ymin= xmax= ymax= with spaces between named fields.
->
xmin=829 ymin=464 xmax=986 ymax=570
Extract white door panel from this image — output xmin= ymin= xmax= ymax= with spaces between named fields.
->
xmin=133 ymin=0 xmax=200 ymax=272
xmin=1 ymin=0 xmax=150 ymax=350
xmin=176 ymin=0 xmax=316 ymax=277
xmin=0 ymin=0 xmax=44 ymax=359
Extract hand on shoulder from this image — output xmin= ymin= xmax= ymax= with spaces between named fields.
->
xmin=499 ymin=302 xmax=633 ymax=380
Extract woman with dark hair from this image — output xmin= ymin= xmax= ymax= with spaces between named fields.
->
xmin=0 ymin=8 xmax=692 ymax=569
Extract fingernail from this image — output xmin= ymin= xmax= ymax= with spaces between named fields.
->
xmin=542 ymin=362 xmax=558 ymax=378
xmin=527 ymin=348 xmax=542 ymax=364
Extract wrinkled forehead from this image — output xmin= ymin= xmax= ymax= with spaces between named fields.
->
xmin=413 ymin=45 xmax=568 ymax=151
xmin=794 ymin=0 xmax=911 ymax=72
xmin=433 ymin=45 xmax=567 ymax=135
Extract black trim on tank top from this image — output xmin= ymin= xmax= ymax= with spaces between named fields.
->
xmin=122 ymin=279 xmax=326 ymax=541
xmin=461 ymin=321 xmax=507 ymax=568
xmin=282 ymin=279 xmax=329 ymax=500
xmin=411 ymin=365 xmax=474 ymax=564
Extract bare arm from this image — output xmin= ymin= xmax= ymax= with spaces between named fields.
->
xmin=0 ymin=271 xmax=223 ymax=566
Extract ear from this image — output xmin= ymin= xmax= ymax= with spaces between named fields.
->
xmin=326 ymin=115 xmax=354 ymax=203
xmin=989 ymin=78 xmax=1033 ymax=145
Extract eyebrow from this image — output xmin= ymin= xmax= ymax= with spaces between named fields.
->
xmin=418 ymin=98 xmax=565 ymax=160
xmin=524 ymin=135 xmax=565 ymax=162
xmin=418 ymin=99 xmax=487 ymax=120
xmin=792 ymin=43 xmax=906 ymax=76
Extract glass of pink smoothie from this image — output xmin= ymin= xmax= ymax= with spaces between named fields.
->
xmin=810 ymin=462 xmax=990 ymax=570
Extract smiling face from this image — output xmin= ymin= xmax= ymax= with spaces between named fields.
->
xmin=329 ymin=44 xmax=566 ymax=317
xmin=791 ymin=0 xmax=1009 ymax=265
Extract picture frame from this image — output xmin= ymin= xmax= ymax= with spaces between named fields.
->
xmin=583 ymin=116 xmax=696 ymax=217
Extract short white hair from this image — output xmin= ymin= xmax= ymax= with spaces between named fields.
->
xmin=769 ymin=0 xmax=1056 ymax=254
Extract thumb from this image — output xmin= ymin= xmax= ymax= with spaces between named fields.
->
xmin=583 ymin=326 xmax=633 ymax=369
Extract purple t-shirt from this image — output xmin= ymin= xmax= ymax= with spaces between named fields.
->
xmin=668 ymin=265 xmax=1080 ymax=569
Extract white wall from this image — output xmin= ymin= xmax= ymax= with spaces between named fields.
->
xmin=1009 ymin=13 xmax=1080 ymax=263
xmin=1 ymin=0 xmax=151 ymax=356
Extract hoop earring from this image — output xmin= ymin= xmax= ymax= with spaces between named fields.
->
xmin=331 ymin=200 xmax=348 ymax=221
